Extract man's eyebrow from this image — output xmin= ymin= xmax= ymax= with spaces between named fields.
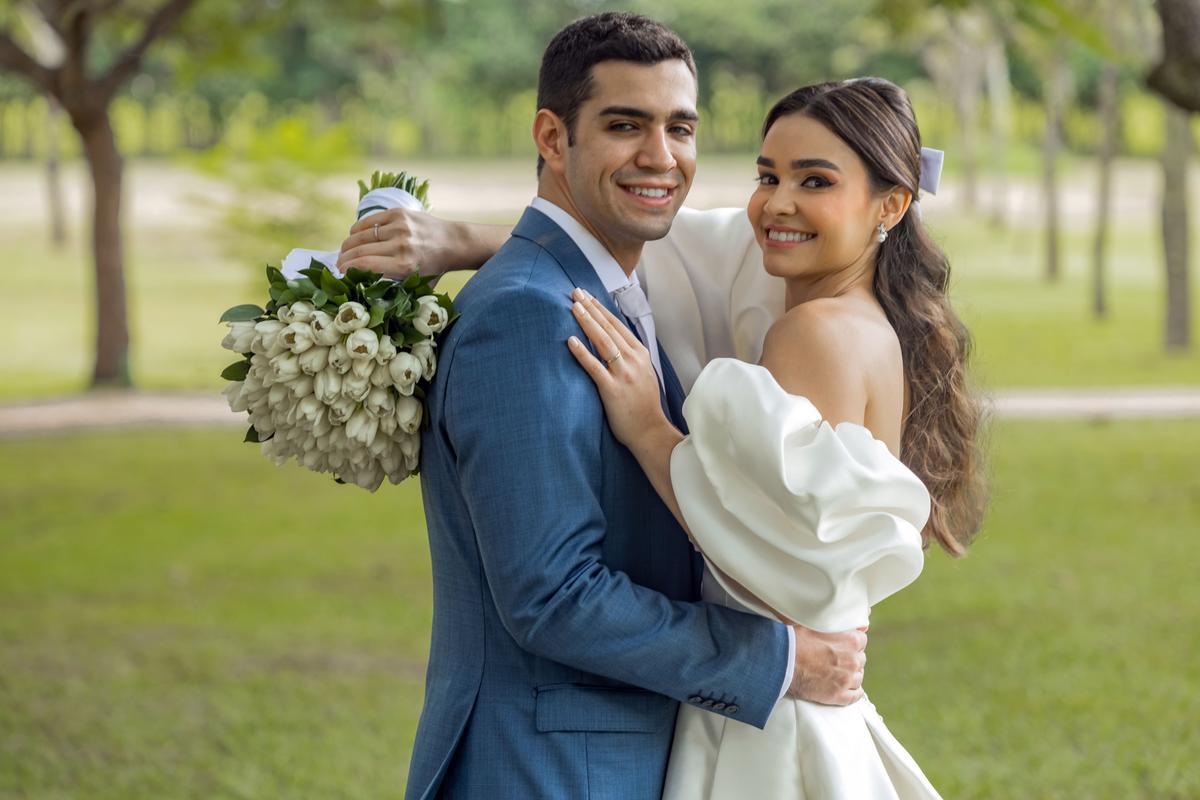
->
xmin=599 ymin=105 xmax=700 ymax=122
xmin=755 ymin=156 xmax=841 ymax=172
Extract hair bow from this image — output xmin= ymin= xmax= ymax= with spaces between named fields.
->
xmin=918 ymin=147 xmax=943 ymax=195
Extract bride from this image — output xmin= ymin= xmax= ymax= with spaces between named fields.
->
xmin=565 ymin=77 xmax=987 ymax=798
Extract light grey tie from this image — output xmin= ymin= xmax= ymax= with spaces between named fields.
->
xmin=612 ymin=282 xmax=664 ymax=389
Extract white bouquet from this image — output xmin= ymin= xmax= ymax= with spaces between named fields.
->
xmin=218 ymin=171 xmax=457 ymax=491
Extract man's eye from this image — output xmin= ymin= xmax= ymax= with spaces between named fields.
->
xmin=610 ymin=122 xmax=636 ymax=132
xmin=670 ymin=126 xmax=694 ymax=137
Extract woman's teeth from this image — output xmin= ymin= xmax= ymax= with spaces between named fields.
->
xmin=627 ymin=186 xmax=670 ymax=198
xmin=767 ymin=230 xmax=816 ymax=242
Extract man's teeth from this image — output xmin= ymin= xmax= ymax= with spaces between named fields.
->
xmin=767 ymin=230 xmax=816 ymax=242
xmin=627 ymin=186 xmax=670 ymax=198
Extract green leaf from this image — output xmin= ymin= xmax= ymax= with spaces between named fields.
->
xmin=221 ymin=360 xmax=251 ymax=381
xmin=219 ymin=304 xmax=264 ymax=323
xmin=301 ymin=266 xmax=327 ymax=283
xmin=244 ymin=424 xmax=260 ymax=443
xmin=265 ymin=265 xmax=287 ymax=287
xmin=320 ymin=270 xmax=349 ymax=299
xmin=346 ymin=267 xmax=383 ymax=287
xmin=312 ymin=289 xmax=328 ymax=307
xmin=268 ymin=285 xmax=283 ymax=302
xmin=278 ymin=289 xmax=297 ymax=305
xmin=364 ymin=279 xmax=391 ymax=301
xmin=368 ymin=300 xmax=390 ymax=328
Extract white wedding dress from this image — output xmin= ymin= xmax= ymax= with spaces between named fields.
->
xmin=661 ymin=358 xmax=943 ymax=800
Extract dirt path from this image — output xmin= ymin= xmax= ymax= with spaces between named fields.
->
xmin=2 ymin=387 xmax=1199 ymax=438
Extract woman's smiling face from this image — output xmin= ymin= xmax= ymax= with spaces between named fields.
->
xmin=747 ymin=113 xmax=883 ymax=281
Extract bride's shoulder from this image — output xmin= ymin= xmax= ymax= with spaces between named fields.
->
xmin=760 ymin=298 xmax=898 ymax=426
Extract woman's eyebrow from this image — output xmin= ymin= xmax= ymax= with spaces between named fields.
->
xmin=756 ymin=156 xmax=840 ymax=172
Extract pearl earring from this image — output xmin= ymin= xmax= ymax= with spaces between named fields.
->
xmin=876 ymin=223 xmax=888 ymax=243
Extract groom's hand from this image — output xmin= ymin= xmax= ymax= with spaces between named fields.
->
xmin=787 ymin=625 xmax=868 ymax=706
xmin=338 ymin=211 xmax=510 ymax=278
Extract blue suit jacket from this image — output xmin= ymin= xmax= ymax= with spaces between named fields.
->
xmin=406 ymin=207 xmax=789 ymax=800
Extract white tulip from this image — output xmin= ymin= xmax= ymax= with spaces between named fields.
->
xmin=298 ymin=394 xmax=323 ymax=422
xmin=290 ymin=301 xmax=315 ymax=323
xmin=368 ymin=433 xmax=390 ymax=458
xmin=252 ymin=319 xmax=286 ymax=354
xmin=314 ymin=367 xmax=343 ymax=405
xmin=329 ymin=341 xmax=353 ymax=374
xmin=365 ymin=385 xmax=395 ymax=418
xmin=378 ymin=411 xmax=397 ymax=436
xmin=388 ymin=352 xmax=422 ymax=396
xmin=342 ymin=371 xmax=372 ymax=402
xmin=222 ymin=321 xmax=257 ymax=353
xmin=351 ymin=354 xmax=376 ymax=378
xmin=394 ymin=395 xmax=423 ymax=434
xmin=410 ymin=339 xmax=438 ymax=380
xmin=346 ymin=328 xmax=379 ymax=361
xmin=268 ymin=381 xmax=290 ymax=407
xmin=289 ymin=374 xmax=314 ymax=399
xmin=328 ymin=396 xmax=356 ymax=425
xmin=270 ymin=352 xmax=302 ymax=382
xmin=334 ymin=301 xmax=370 ymax=333
xmin=346 ymin=407 xmax=380 ymax=448
xmin=276 ymin=304 xmax=294 ymax=324
xmin=412 ymin=295 xmax=448 ymax=336
xmin=222 ymin=380 xmax=249 ymax=413
xmin=349 ymin=462 xmax=385 ymax=492
xmin=369 ymin=361 xmax=392 ymax=388
xmin=375 ymin=336 xmax=397 ymax=365
xmin=281 ymin=322 xmax=315 ymax=354
xmin=397 ymin=430 xmax=420 ymax=459
xmin=309 ymin=310 xmax=341 ymax=346
xmin=312 ymin=407 xmax=332 ymax=438
xmin=298 ymin=345 xmax=329 ymax=376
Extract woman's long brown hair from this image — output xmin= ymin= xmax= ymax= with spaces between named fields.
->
xmin=763 ymin=78 xmax=987 ymax=555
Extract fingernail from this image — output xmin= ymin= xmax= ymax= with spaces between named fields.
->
xmin=568 ymin=336 xmax=579 ymax=347
xmin=572 ymin=287 xmax=584 ymax=299
xmin=573 ymin=301 xmax=584 ymax=314
xmin=579 ymin=288 xmax=592 ymax=299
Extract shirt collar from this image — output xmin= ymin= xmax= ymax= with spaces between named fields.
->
xmin=530 ymin=196 xmax=638 ymax=294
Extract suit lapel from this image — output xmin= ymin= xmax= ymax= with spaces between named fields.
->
xmin=511 ymin=207 xmax=625 ymax=321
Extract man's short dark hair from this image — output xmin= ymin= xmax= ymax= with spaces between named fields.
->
xmin=536 ymin=12 xmax=696 ymax=176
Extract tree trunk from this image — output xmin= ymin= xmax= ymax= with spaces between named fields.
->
xmin=1161 ymin=104 xmax=1192 ymax=351
xmin=74 ymin=110 xmax=131 ymax=388
xmin=985 ymin=38 xmax=1011 ymax=229
xmin=1042 ymin=54 xmax=1070 ymax=283
xmin=46 ymin=95 xmax=67 ymax=248
xmin=1092 ymin=64 xmax=1119 ymax=318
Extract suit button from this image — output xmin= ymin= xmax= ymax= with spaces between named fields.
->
xmin=712 ymin=702 xmax=727 ymax=711
xmin=688 ymin=696 xmax=703 ymax=704
xmin=726 ymin=704 xmax=739 ymax=714
xmin=701 ymin=699 xmax=715 ymax=708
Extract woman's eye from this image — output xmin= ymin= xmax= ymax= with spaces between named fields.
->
xmin=756 ymin=174 xmax=777 ymax=186
xmin=801 ymin=175 xmax=831 ymax=188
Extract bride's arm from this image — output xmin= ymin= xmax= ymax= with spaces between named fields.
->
xmin=566 ymin=288 xmax=692 ymax=534
xmin=337 ymin=208 xmax=511 ymax=279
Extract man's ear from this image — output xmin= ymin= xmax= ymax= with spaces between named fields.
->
xmin=880 ymin=186 xmax=913 ymax=229
xmin=533 ymin=109 xmax=569 ymax=175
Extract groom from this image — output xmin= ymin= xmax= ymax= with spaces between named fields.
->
xmin=408 ymin=14 xmax=864 ymax=800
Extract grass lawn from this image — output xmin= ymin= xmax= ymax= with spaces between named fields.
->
xmin=1 ymin=419 xmax=1198 ymax=798
xmin=2 ymin=158 xmax=1198 ymax=401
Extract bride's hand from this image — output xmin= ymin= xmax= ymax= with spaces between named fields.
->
xmin=567 ymin=287 xmax=670 ymax=452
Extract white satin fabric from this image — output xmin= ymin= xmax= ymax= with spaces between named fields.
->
xmin=662 ymin=358 xmax=942 ymax=800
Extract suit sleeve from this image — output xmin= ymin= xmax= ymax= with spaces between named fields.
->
xmin=442 ymin=278 xmax=789 ymax=729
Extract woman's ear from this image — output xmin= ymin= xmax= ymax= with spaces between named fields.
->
xmin=880 ymin=186 xmax=913 ymax=229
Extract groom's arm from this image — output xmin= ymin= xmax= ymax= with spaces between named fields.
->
xmin=442 ymin=280 xmax=789 ymax=729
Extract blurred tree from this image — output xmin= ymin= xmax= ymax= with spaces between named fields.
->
xmin=13 ymin=4 xmax=66 ymax=247
xmin=0 ymin=0 xmax=199 ymax=389
xmin=1160 ymin=102 xmax=1191 ymax=351
xmin=1147 ymin=0 xmax=1200 ymax=112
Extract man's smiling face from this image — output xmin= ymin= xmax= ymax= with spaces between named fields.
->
xmin=558 ymin=59 xmax=698 ymax=259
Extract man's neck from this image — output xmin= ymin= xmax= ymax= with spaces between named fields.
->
xmin=537 ymin=185 xmax=642 ymax=276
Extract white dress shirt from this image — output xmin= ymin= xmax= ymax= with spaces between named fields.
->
xmin=530 ymin=197 xmax=664 ymax=388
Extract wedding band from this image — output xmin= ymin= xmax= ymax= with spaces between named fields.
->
xmin=373 ymin=223 xmax=381 ymax=241
xmin=605 ymin=352 xmax=623 ymax=366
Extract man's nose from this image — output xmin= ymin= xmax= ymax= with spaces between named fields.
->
xmin=635 ymin=128 xmax=677 ymax=172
